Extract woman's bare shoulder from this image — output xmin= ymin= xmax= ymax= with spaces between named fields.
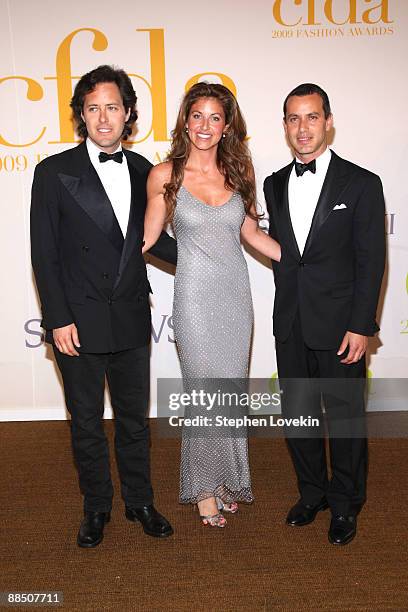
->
xmin=149 ymin=161 xmax=173 ymax=185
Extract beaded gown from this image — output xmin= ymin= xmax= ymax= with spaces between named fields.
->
xmin=173 ymin=186 xmax=254 ymax=504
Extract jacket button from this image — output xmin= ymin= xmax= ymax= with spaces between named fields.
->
xmin=108 ymin=298 xmax=112 ymax=305
xmin=102 ymin=273 xmax=109 ymax=279
xmin=82 ymin=246 xmax=89 ymax=252
xmin=299 ymin=262 xmax=305 ymax=267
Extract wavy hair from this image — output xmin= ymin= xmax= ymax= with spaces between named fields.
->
xmin=70 ymin=65 xmax=137 ymax=140
xmin=164 ymin=82 xmax=258 ymax=221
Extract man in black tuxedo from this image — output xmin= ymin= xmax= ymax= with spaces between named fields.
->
xmin=31 ymin=65 xmax=176 ymax=547
xmin=264 ymin=83 xmax=385 ymax=545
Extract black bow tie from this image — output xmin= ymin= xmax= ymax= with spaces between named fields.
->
xmin=294 ymin=159 xmax=316 ymax=177
xmin=98 ymin=151 xmax=123 ymax=164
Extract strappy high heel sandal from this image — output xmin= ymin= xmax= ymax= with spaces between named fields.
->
xmin=200 ymin=512 xmax=226 ymax=527
xmin=216 ymin=497 xmax=238 ymax=514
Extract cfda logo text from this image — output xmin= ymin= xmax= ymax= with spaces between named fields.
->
xmin=272 ymin=0 xmax=393 ymax=38
xmin=0 ymin=28 xmax=237 ymax=149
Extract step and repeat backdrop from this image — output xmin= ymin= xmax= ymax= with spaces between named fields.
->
xmin=0 ymin=0 xmax=406 ymax=420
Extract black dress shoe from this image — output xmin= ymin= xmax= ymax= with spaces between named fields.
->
xmin=125 ymin=505 xmax=173 ymax=538
xmin=328 ymin=515 xmax=356 ymax=545
xmin=286 ymin=498 xmax=329 ymax=526
xmin=77 ymin=511 xmax=110 ymax=548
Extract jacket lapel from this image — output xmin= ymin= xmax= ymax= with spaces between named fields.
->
xmin=57 ymin=142 xmax=124 ymax=254
xmin=114 ymin=150 xmax=146 ymax=289
xmin=303 ymin=151 xmax=355 ymax=255
xmin=273 ymin=161 xmax=301 ymax=258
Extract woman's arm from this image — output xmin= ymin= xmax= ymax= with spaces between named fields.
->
xmin=142 ymin=162 xmax=172 ymax=254
xmin=241 ymin=212 xmax=281 ymax=262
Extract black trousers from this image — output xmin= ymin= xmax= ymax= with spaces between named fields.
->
xmin=275 ymin=313 xmax=367 ymax=517
xmin=53 ymin=345 xmax=152 ymax=512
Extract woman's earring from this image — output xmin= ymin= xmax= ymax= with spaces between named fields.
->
xmin=185 ymin=127 xmax=189 ymax=133
xmin=222 ymin=133 xmax=226 ymax=138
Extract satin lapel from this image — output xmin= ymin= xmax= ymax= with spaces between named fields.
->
xmin=303 ymin=151 xmax=352 ymax=255
xmin=274 ymin=161 xmax=300 ymax=258
xmin=114 ymin=153 xmax=146 ymax=289
xmin=57 ymin=145 xmax=124 ymax=253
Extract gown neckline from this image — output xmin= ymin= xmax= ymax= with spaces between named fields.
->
xmin=180 ymin=185 xmax=236 ymax=209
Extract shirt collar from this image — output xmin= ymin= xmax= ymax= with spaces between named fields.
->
xmin=294 ymin=147 xmax=331 ymax=174
xmin=86 ymin=137 xmax=123 ymax=165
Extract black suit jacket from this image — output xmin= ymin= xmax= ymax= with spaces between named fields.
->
xmin=31 ymin=141 xmax=176 ymax=353
xmin=264 ymin=150 xmax=385 ymax=350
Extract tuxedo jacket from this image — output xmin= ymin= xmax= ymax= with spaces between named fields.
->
xmin=264 ymin=150 xmax=385 ymax=350
xmin=31 ymin=141 xmax=176 ymax=353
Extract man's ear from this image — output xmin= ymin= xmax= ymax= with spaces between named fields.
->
xmin=125 ymin=108 xmax=131 ymax=122
xmin=283 ymin=117 xmax=288 ymax=135
xmin=325 ymin=113 xmax=333 ymax=132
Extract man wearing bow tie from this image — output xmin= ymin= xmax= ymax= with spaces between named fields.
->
xmin=31 ymin=65 xmax=176 ymax=547
xmin=264 ymin=83 xmax=385 ymax=545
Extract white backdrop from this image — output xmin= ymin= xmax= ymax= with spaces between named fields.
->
xmin=0 ymin=0 xmax=406 ymax=420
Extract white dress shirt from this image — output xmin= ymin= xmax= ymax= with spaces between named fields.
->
xmin=288 ymin=147 xmax=332 ymax=255
xmin=86 ymin=138 xmax=131 ymax=238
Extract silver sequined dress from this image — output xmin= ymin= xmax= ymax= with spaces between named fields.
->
xmin=173 ymin=186 xmax=254 ymax=504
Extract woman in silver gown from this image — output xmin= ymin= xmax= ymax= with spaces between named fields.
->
xmin=143 ymin=83 xmax=280 ymax=527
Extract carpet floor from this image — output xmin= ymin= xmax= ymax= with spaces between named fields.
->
xmin=0 ymin=421 xmax=407 ymax=611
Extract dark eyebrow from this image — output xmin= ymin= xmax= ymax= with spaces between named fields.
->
xmin=286 ymin=111 xmax=321 ymax=119
xmin=85 ymin=102 xmax=119 ymax=107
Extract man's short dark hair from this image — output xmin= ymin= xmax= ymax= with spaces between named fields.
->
xmin=70 ymin=65 xmax=137 ymax=139
xmin=283 ymin=83 xmax=331 ymax=120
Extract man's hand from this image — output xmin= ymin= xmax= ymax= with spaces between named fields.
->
xmin=337 ymin=331 xmax=368 ymax=364
xmin=53 ymin=323 xmax=81 ymax=356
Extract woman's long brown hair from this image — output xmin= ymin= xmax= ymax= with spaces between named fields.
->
xmin=164 ymin=82 xmax=259 ymax=221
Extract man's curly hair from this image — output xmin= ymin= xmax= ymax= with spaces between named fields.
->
xmin=70 ymin=65 xmax=137 ymax=139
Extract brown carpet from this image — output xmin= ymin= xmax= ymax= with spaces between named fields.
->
xmin=0 ymin=421 xmax=407 ymax=611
